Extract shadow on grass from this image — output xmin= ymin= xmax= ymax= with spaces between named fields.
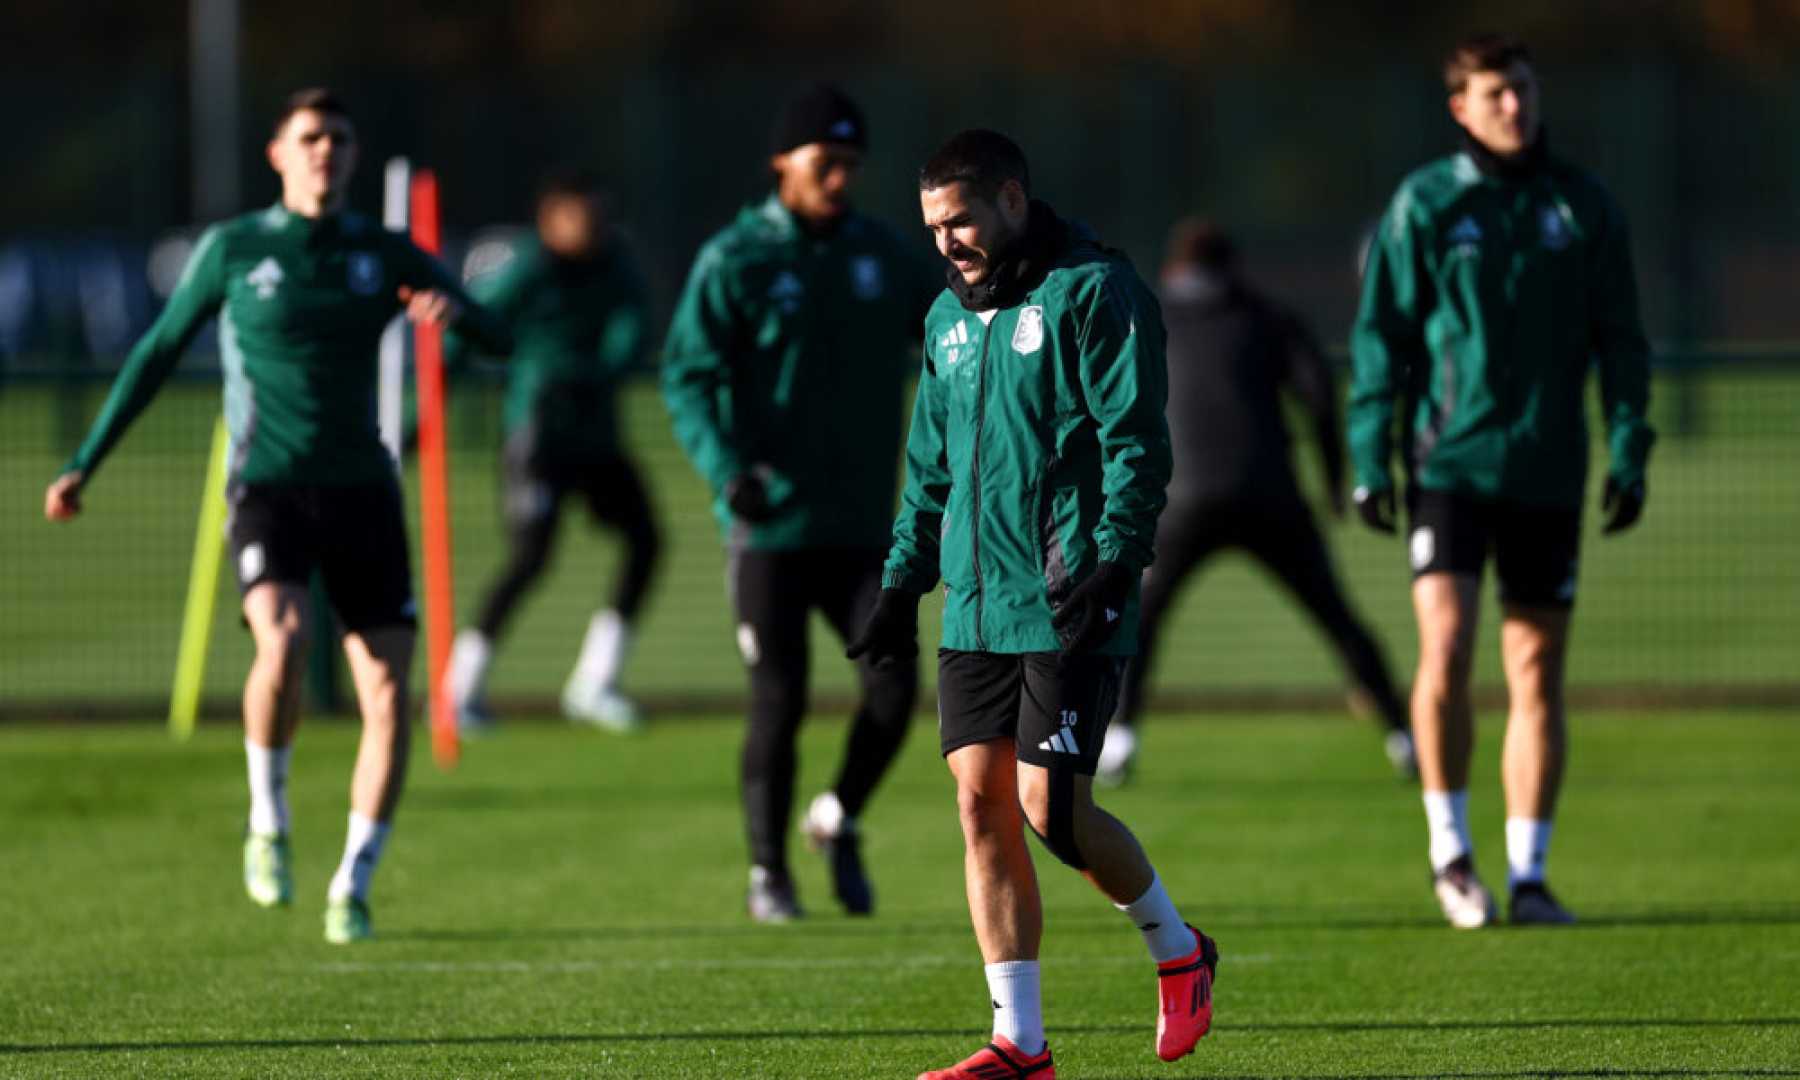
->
xmin=383 ymin=900 xmax=1800 ymax=942
xmin=7 ymin=1016 xmax=1796 ymax=1057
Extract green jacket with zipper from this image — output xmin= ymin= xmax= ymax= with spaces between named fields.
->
xmin=1348 ymin=148 xmax=1654 ymax=508
xmin=68 ymin=204 xmax=509 ymax=488
xmin=882 ymin=223 xmax=1171 ymax=655
xmin=661 ymin=195 xmax=938 ymax=550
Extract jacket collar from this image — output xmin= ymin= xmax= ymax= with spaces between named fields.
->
xmin=1458 ymin=127 xmax=1550 ymax=182
xmin=945 ymin=199 xmax=1070 ymax=313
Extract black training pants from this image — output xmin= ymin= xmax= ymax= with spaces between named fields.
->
xmin=730 ymin=546 xmax=918 ymax=873
xmin=473 ymin=445 xmax=662 ymax=639
xmin=1117 ymin=494 xmax=1406 ymax=729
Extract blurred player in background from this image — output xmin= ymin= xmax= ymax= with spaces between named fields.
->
xmin=1098 ymin=219 xmax=1415 ymax=786
xmin=853 ymin=130 xmax=1217 ymax=1078
xmin=43 ymin=89 xmax=510 ymax=943
xmin=662 ymin=85 xmax=938 ymax=922
xmin=1350 ymin=34 xmax=1654 ymax=928
xmin=443 ymin=171 xmax=661 ymax=734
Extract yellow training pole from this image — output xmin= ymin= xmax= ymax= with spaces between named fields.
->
xmin=169 ymin=415 xmax=231 ymax=740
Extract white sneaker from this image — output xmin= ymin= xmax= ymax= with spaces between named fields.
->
xmin=562 ymin=682 xmax=644 ymax=734
xmin=1432 ymin=855 xmax=1498 ymax=929
xmin=1384 ymin=729 xmax=1418 ymax=779
xmin=1096 ymin=724 xmax=1138 ymax=787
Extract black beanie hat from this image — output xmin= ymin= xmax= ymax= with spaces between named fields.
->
xmin=770 ymin=84 xmax=867 ymax=155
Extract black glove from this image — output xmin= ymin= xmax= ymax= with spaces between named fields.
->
xmin=1051 ymin=561 xmax=1135 ymax=654
xmin=1353 ymin=485 xmax=1397 ymax=534
xmin=845 ymin=588 xmax=920 ymax=668
xmin=1601 ymin=476 xmax=1646 ymax=535
xmin=724 ymin=472 xmax=775 ymax=523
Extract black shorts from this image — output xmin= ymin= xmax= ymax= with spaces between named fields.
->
xmin=227 ymin=481 xmax=416 ymax=632
xmin=936 ymin=650 xmax=1124 ymax=775
xmin=1407 ymin=488 xmax=1581 ymax=609
xmin=500 ymin=438 xmax=653 ymax=536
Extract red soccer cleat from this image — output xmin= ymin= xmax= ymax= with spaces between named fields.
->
xmin=1155 ymin=925 xmax=1220 ymax=1061
xmin=917 ymin=1034 xmax=1054 ymax=1079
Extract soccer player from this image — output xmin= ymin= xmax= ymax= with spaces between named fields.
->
xmin=661 ymin=85 xmax=937 ymax=922
xmin=444 ymin=171 xmax=662 ymax=733
xmin=43 ymin=89 xmax=510 ymax=944
xmin=850 ymin=130 xmax=1219 ymax=1078
xmin=1098 ymin=219 xmax=1415 ymax=785
xmin=1349 ymin=34 xmax=1654 ymax=927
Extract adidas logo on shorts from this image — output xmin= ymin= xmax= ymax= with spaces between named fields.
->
xmin=1038 ymin=709 xmax=1082 ymax=755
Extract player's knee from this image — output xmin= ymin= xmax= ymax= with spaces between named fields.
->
xmin=955 ymin=781 xmax=1017 ymax=842
xmin=746 ymin=669 xmax=806 ymax=728
xmin=254 ymin=626 xmax=310 ymax=687
xmin=860 ymin=665 xmax=917 ymax=724
xmin=1418 ymin=628 xmax=1476 ymax=684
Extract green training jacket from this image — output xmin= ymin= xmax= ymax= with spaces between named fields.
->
xmin=1348 ymin=149 xmax=1655 ymax=508
xmin=661 ymin=195 xmax=938 ymax=550
xmin=882 ymin=223 xmax=1171 ymax=655
xmin=455 ymin=235 xmax=650 ymax=465
xmin=68 ymin=204 xmax=510 ymax=487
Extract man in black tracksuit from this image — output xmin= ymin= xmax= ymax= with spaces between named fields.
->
xmin=1100 ymin=220 xmax=1415 ymax=784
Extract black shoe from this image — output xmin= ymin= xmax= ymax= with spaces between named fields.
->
xmin=822 ymin=829 xmax=874 ymax=915
xmin=747 ymin=866 xmax=802 ymax=924
xmin=1509 ymin=881 xmax=1576 ymax=925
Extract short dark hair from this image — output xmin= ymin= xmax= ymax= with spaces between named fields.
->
xmin=1164 ymin=217 xmax=1236 ymax=273
xmin=537 ymin=168 xmax=608 ymax=207
xmin=272 ymin=87 xmax=350 ymax=139
xmin=1443 ymin=32 xmax=1532 ymax=94
xmin=918 ymin=129 xmax=1030 ymax=200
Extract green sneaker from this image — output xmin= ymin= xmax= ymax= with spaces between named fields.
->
xmin=243 ymin=832 xmax=293 ymax=908
xmin=324 ymin=896 xmax=373 ymax=944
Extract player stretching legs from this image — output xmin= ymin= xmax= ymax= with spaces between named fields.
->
xmin=1349 ymin=35 xmax=1654 ymax=928
xmin=1101 ymin=220 xmax=1415 ymax=786
xmin=852 ymin=131 xmax=1217 ymax=1078
xmin=45 ymin=89 xmax=509 ymax=943
xmin=444 ymin=172 xmax=662 ymax=733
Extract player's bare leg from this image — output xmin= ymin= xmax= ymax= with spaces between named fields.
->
xmin=239 ymin=583 xmax=311 ymax=908
xmin=1017 ymin=761 xmax=1217 ymax=1061
xmin=1499 ymin=605 xmax=1574 ymax=924
xmin=950 ymin=741 xmax=1042 ymax=963
xmin=324 ymin=626 xmax=414 ymax=942
xmin=342 ymin=627 xmax=414 ymax=821
xmin=243 ymin=583 xmax=311 ymax=749
xmin=1411 ymin=572 xmax=1495 ymax=926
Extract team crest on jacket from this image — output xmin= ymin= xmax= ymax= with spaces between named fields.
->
xmin=347 ymin=252 xmax=383 ymax=296
xmin=849 ymin=255 xmax=884 ymax=300
xmin=1011 ymin=306 xmax=1045 ymax=355
xmin=769 ymin=270 xmax=804 ymax=313
xmin=1538 ymin=205 xmax=1572 ymax=251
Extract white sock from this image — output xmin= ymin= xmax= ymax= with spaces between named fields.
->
xmin=245 ymin=740 xmax=291 ymax=837
xmin=1505 ymin=817 xmax=1554 ymax=888
xmin=327 ymin=812 xmax=390 ymax=902
xmin=985 ymin=960 xmax=1045 ymax=1056
xmin=1116 ymin=872 xmax=1195 ymax=963
xmin=1422 ymin=789 xmax=1473 ymax=872
xmin=569 ymin=610 xmax=630 ymax=694
xmin=447 ymin=629 xmax=493 ymax=707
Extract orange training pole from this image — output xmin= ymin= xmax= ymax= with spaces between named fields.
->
xmin=410 ymin=169 xmax=458 ymax=768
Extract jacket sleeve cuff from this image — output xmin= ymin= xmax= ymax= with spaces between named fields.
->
xmin=881 ymin=566 xmax=936 ymax=594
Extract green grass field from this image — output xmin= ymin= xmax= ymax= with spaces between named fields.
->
xmin=4 ymin=368 xmax=1799 ymax=712
xmin=2 ymin=710 xmax=1797 ymax=1078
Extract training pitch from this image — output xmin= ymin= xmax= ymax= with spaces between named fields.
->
xmin=1 ymin=710 xmax=1795 ymax=1078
